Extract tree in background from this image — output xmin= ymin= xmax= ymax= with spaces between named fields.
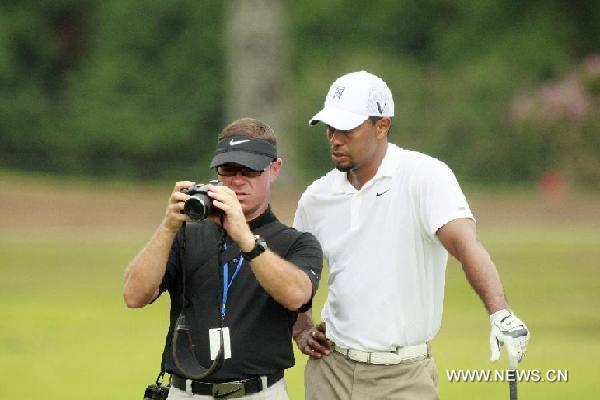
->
xmin=224 ymin=0 xmax=296 ymax=183
xmin=1 ymin=0 xmax=224 ymax=178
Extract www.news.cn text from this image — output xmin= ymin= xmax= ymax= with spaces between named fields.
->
xmin=446 ymin=369 xmax=568 ymax=383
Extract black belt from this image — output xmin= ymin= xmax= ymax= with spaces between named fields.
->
xmin=171 ymin=371 xmax=283 ymax=398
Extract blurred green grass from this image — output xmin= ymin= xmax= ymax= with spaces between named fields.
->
xmin=1 ymin=213 xmax=599 ymax=398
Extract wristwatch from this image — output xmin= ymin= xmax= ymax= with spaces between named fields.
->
xmin=241 ymin=235 xmax=268 ymax=261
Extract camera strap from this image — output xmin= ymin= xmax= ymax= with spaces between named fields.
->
xmin=172 ymin=221 xmax=226 ymax=380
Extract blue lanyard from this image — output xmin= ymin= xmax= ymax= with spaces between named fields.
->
xmin=221 ymin=243 xmax=244 ymax=318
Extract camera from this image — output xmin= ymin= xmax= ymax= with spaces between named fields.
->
xmin=143 ymin=384 xmax=169 ymax=400
xmin=182 ymin=180 xmax=224 ymax=221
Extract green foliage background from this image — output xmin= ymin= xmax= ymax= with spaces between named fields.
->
xmin=1 ymin=0 xmax=224 ymax=178
xmin=1 ymin=1 xmax=599 ymax=184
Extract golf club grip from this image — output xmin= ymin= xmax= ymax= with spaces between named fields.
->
xmin=509 ymin=371 xmax=518 ymax=400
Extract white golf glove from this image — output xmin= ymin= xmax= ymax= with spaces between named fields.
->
xmin=490 ymin=309 xmax=530 ymax=370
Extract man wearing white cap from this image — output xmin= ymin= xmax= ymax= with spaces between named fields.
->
xmin=292 ymin=71 xmax=530 ymax=399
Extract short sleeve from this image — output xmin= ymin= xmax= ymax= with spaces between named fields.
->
xmin=293 ymin=197 xmax=310 ymax=232
xmin=285 ymin=231 xmax=323 ymax=311
xmin=416 ymin=159 xmax=475 ymax=239
xmin=155 ymin=231 xmax=181 ymax=300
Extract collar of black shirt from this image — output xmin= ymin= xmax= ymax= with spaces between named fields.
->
xmin=248 ymin=205 xmax=277 ymax=231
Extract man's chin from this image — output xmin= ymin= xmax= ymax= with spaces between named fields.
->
xmin=335 ymin=163 xmax=353 ymax=172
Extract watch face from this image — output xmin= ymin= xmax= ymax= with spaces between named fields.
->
xmin=243 ymin=235 xmax=267 ymax=260
xmin=257 ymin=236 xmax=268 ymax=251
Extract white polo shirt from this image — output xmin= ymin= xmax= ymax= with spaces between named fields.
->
xmin=293 ymin=143 xmax=474 ymax=351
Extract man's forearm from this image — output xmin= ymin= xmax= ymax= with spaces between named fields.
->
xmin=460 ymin=241 xmax=508 ymax=314
xmin=123 ymin=224 xmax=176 ymax=308
xmin=437 ymin=219 xmax=509 ymax=314
xmin=249 ymin=251 xmax=313 ymax=311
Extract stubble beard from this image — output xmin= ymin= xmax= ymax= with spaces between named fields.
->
xmin=331 ymin=150 xmax=355 ymax=172
xmin=335 ymin=162 xmax=354 ymax=173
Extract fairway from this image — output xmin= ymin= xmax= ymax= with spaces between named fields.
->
xmin=1 ymin=175 xmax=599 ymax=399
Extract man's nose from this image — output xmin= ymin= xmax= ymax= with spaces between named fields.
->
xmin=230 ymin=171 xmax=246 ymax=184
xmin=328 ymin=129 xmax=343 ymax=144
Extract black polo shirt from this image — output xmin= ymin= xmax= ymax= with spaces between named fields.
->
xmin=156 ymin=207 xmax=323 ymax=381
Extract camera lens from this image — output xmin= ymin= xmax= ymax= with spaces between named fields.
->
xmin=184 ymin=194 xmax=212 ymax=221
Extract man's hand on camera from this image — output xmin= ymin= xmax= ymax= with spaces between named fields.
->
xmin=207 ymin=184 xmax=254 ymax=250
xmin=161 ymin=181 xmax=194 ymax=233
xmin=293 ymin=322 xmax=332 ymax=359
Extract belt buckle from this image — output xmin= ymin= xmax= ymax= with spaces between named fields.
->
xmin=344 ymin=348 xmax=351 ymax=361
xmin=212 ymin=382 xmax=246 ymax=399
xmin=335 ymin=345 xmax=350 ymax=361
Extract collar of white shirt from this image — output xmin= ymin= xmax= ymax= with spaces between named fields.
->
xmin=330 ymin=143 xmax=399 ymax=194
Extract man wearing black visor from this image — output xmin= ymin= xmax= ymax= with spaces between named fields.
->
xmin=123 ymin=118 xmax=323 ymax=399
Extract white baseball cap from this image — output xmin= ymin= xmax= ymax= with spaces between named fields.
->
xmin=309 ymin=71 xmax=394 ymax=130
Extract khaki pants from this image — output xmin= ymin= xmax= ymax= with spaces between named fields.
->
xmin=305 ymin=350 xmax=439 ymax=400
xmin=167 ymin=378 xmax=288 ymax=400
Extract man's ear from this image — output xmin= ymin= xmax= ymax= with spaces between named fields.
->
xmin=269 ymin=158 xmax=283 ymax=183
xmin=376 ymin=117 xmax=392 ymax=139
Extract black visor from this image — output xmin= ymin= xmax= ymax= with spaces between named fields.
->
xmin=209 ymin=136 xmax=277 ymax=171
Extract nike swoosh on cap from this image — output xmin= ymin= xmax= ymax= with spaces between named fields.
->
xmin=229 ymin=139 xmax=251 ymax=146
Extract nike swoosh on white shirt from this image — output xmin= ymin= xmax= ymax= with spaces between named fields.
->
xmin=229 ymin=139 xmax=250 ymax=146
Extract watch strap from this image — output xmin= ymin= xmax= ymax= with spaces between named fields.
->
xmin=242 ymin=235 xmax=267 ymax=260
